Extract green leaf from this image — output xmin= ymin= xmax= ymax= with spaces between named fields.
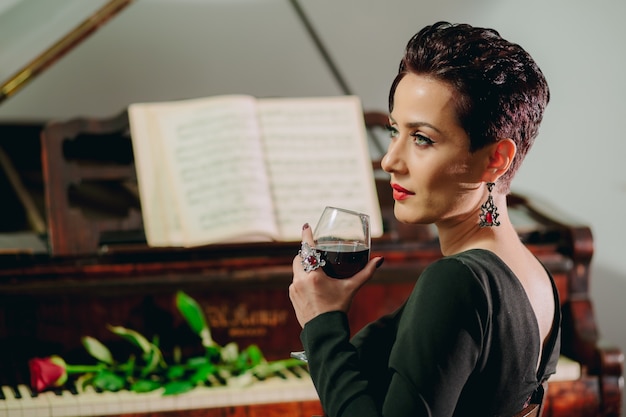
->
xmin=190 ymin=363 xmax=216 ymax=383
xmin=162 ymin=380 xmax=195 ymax=396
xmin=252 ymin=358 xmax=303 ymax=379
xmin=166 ymin=364 xmax=186 ymax=379
xmin=107 ymin=325 xmax=165 ymax=375
xmin=141 ymin=346 xmax=165 ymax=377
xmin=228 ymin=345 xmax=265 ymax=374
xmin=205 ymin=345 xmax=221 ymax=361
xmin=81 ymin=336 xmax=114 ymax=365
xmin=176 ymin=291 xmax=214 ymax=348
xmin=186 ymin=356 xmax=209 ymax=367
xmin=130 ymin=379 xmax=162 ymax=393
xmin=118 ymin=356 xmax=136 ymax=377
xmin=92 ymin=370 xmax=126 ymax=392
xmin=244 ymin=345 xmax=264 ymax=366
xmin=107 ymin=325 xmax=152 ymax=354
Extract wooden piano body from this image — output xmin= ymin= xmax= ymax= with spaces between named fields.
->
xmin=0 ymin=110 xmax=622 ymax=417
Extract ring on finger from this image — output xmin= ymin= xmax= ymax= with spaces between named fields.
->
xmin=298 ymin=242 xmax=325 ymax=273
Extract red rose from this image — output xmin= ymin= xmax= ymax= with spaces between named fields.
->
xmin=28 ymin=355 xmax=68 ymax=392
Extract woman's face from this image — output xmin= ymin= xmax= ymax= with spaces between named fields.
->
xmin=381 ymin=73 xmax=489 ymax=226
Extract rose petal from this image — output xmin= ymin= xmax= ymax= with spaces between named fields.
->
xmin=28 ymin=357 xmax=66 ymax=392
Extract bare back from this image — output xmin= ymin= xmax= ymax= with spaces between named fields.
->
xmin=493 ymin=242 xmax=557 ymax=369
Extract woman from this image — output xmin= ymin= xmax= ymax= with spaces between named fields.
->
xmin=289 ymin=21 xmax=560 ymax=417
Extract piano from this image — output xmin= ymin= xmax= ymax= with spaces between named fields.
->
xmin=0 ymin=1 xmax=622 ymax=416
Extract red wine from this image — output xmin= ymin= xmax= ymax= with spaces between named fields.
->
xmin=316 ymin=241 xmax=370 ymax=279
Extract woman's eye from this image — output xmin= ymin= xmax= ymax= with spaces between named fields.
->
xmin=412 ymin=133 xmax=434 ymax=146
xmin=385 ymin=124 xmax=399 ymax=139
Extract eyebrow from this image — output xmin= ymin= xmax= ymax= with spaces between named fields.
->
xmin=388 ymin=116 xmax=443 ymax=134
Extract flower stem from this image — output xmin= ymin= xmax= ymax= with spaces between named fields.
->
xmin=65 ymin=364 xmax=104 ymax=374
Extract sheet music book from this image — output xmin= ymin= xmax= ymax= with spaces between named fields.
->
xmin=129 ymin=94 xmax=383 ymax=247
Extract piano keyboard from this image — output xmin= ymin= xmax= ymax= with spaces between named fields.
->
xmin=0 ymin=366 xmax=320 ymax=417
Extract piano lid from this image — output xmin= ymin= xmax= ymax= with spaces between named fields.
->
xmin=0 ymin=0 xmax=133 ymax=104
xmin=0 ymin=0 xmax=364 ymax=124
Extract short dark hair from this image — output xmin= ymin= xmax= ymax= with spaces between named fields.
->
xmin=389 ymin=21 xmax=550 ymax=192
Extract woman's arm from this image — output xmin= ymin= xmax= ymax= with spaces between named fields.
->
xmin=302 ymin=259 xmax=489 ymax=417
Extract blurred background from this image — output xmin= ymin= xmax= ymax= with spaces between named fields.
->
xmin=0 ymin=0 xmax=624 ymax=413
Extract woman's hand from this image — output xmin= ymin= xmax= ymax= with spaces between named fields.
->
xmin=289 ymin=223 xmax=384 ymax=328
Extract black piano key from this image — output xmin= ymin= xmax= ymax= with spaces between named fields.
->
xmin=26 ymin=383 xmax=38 ymax=397
xmin=67 ymin=382 xmax=79 ymax=396
xmin=10 ymin=384 xmax=22 ymax=399
xmin=213 ymin=372 xmax=227 ymax=385
xmin=286 ymin=366 xmax=304 ymax=378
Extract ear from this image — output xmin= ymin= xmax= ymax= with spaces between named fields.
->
xmin=481 ymin=138 xmax=516 ymax=182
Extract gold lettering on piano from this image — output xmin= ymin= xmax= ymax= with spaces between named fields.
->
xmin=205 ymin=303 xmax=289 ymax=338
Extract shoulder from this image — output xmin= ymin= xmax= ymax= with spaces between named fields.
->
xmin=406 ymin=251 xmax=499 ymax=317
xmin=408 ymin=250 xmax=512 ymax=318
xmin=419 ymin=249 xmax=500 ymax=290
xmin=394 ymin=252 xmax=496 ymax=362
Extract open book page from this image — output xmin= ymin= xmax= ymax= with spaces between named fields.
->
xmin=129 ymin=95 xmax=279 ymax=247
xmin=129 ymin=104 xmax=181 ymax=246
xmin=257 ymin=96 xmax=383 ymax=241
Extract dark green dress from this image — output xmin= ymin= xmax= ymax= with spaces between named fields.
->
xmin=301 ymin=249 xmax=561 ymax=417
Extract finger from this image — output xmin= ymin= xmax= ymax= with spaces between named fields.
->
xmin=293 ymin=223 xmax=313 ymax=277
xmin=301 ymin=222 xmax=314 ymax=245
xmin=293 ymin=254 xmax=304 ymax=273
xmin=350 ymin=256 xmax=384 ymax=286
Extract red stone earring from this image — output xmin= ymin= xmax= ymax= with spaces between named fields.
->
xmin=479 ymin=182 xmax=500 ymax=227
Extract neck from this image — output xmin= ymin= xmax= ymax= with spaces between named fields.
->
xmin=436 ymin=194 xmax=518 ymax=256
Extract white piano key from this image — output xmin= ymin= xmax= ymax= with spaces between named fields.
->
xmin=0 ymin=386 xmax=10 ymax=417
xmin=186 ymin=385 xmax=212 ymax=409
xmin=146 ymin=389 xmax=176 ymax=413
xmin=96 ymin=390 xmax=123 ymax=416
xmin=1 ymin=385 xmax=22 ymax=417
xmin=109 ymin=388 xmax=150 ymax=414
xmin=34 ymin=391 xmax=64 ymax=417
xmin=178 ymin=385 xmax=226 ymax=410
xmin=125 ymin=388 xmax=164 ymax=414
xmin=72 ymin=385 xmax=95 ymax=417
xmin=49 ymin=389 xmax=80 ymax=417
xmin=16 ymin=385 xmax=49 ymax=417
xmin=76 ymin=386 xmax=113 ymax=416
xmin=175 ymin=386 xmax=208 ymax=410
xmin=2 ymin=371 xmax=319 ymax=417
xmin=120 ymin=391 xmax=148 ymax=414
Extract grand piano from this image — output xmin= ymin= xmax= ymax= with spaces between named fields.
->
xmin=0 ymin=1 xmax=623 ymax=417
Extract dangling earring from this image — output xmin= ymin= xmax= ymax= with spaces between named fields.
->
xmin=479 ymin=182 xmax=500 ymax=227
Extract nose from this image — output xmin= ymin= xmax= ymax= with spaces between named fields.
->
xmin=381 ymin=139 xmax=406 ymax=174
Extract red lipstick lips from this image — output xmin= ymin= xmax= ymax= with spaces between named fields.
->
xmin=391 ymin=183 xmax=414 ymax=201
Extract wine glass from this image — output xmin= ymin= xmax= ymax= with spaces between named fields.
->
xmin=313 ymin=206 xmax=371 ymax=279
xmin=291 ymin=207 xmax=371 ymax=362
